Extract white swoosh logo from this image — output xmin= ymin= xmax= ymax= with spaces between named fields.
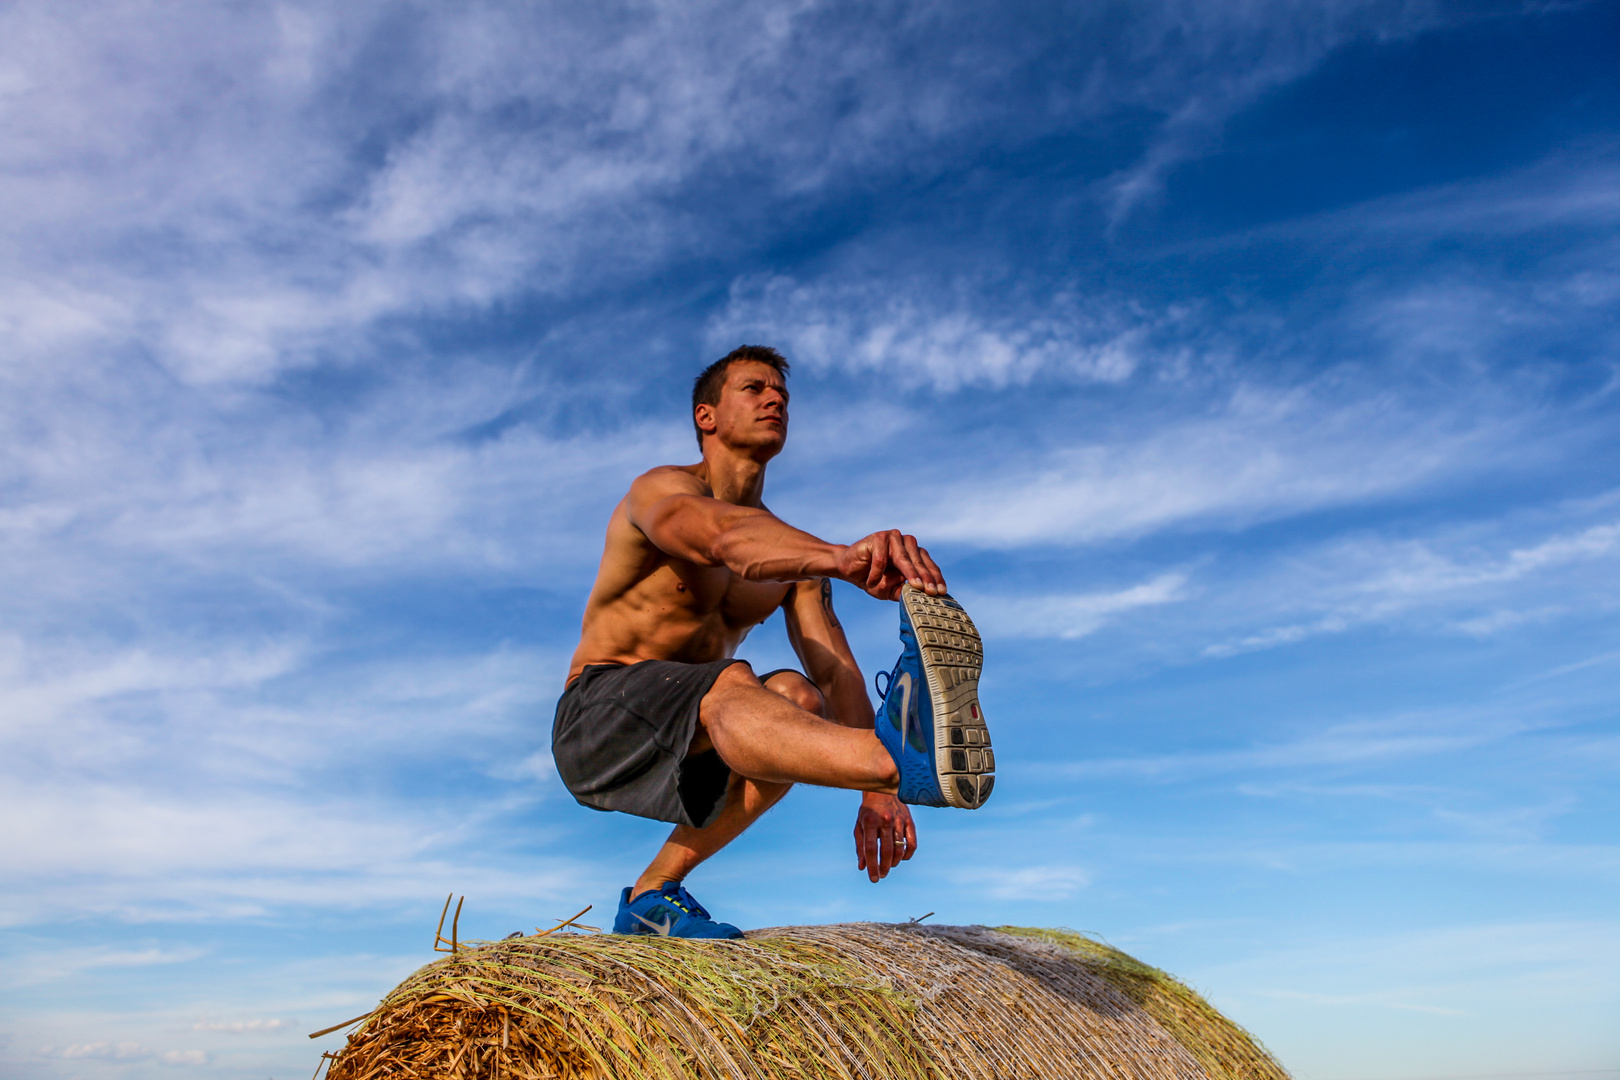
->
xmin=633 ymin=912 xmax=674 ymax=936
xmin=895 ymin=671 xmax=915 ymax=747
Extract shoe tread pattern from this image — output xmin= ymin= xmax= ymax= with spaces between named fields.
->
xmin=902 ymin=585 xmax=994 ymax=809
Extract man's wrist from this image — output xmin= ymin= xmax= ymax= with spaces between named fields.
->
xmin=821 ymin=543 xmax=850 ymax=582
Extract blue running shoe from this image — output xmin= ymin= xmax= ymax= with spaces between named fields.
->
xmin=612 ymin=881 xmax=743 ymax=939
xmin=874 ymin=584 xmax=994 ymax=809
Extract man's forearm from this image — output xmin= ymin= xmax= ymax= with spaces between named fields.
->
xmin=712 ymin=510 xmax=846 ymax=583
xmin=819 ymin=665 xmax=877 ymax=730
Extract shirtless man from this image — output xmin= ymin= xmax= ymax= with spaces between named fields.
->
xmin=553 ymin=346 xmax=994 ymax=939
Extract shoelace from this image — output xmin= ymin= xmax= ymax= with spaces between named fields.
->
xmin=645 ymin=885 xmax=705 ymax=920
xmin=673 ymin=886 xmax=710 ymax=919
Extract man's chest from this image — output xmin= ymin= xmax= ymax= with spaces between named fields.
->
xmin=680 ymin=565 xmax=791 ymax=630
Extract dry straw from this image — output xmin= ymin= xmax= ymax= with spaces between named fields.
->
xmin=322 ymin=922 xmax=1289 ymax=1080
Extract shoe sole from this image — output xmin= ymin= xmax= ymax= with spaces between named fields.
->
xmin=901 ymin=584 xmax=994 ymax=809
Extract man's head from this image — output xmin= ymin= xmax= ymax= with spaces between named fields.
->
xmin=692 ymin=345 xmax=791 ymax=455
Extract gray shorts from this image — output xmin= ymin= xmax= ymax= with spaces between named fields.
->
xmin=552 ymin=658 xmax=746 ymax=829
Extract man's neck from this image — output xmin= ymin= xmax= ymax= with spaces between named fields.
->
xmin=697 ymin=445 xmax=768 ymax=507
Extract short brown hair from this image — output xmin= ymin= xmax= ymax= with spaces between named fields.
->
xmin=691 ymin=345 xmax=790 ymax=447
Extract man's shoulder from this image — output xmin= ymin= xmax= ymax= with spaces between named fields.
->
xmin=629 ymin=463 xmax=709 ymax=499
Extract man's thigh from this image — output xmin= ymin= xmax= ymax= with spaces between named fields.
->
xmin=690 ymin=665 xmax=824 ymax=755
xmin=551 ymin=657 xmax=742 ymax=827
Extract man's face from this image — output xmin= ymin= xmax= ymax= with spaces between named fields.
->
xmin=698 ymin=360 xmax=789 ymax=457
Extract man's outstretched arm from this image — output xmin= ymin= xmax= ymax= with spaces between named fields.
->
xmin=626 ymin=469 xmax=946 ymax=598
xmin=784 ymin=577 xmax=917 ymax=882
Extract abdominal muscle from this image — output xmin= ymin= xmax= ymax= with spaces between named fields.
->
xmin=566 ymin=557 xmax=791 ymax=685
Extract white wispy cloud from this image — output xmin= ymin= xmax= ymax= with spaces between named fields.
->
xmin=189 ymin=1019 xmax=288 ymax=1033
xmin=1233 ymin=783 xmax=1581 ymax=845
xmin=961 ymin=864 xmax=1092 ymax=901
xmin=0 ymin=0 xmax=1103 ymax=389
xmin=966 ymin=574 xmax=1190 ymax=640
xmin=36 ymin=1041 xmax=207 ymax=1065
xmin=0 ymin=634 xmax=564 ymax=776
xmin=1364 ymin=522 xmax=1620 ymax=595
xmin=0 ymin=633 xmax=579 ymax=923
xmin=1054 ymin=707 xmax=1547 ymax=781
xmin=1204 ymin=155 xmax=1620 ymax=249
xmin=5 ymin=945 xmax=209 ymax=988
xmin=1199 ymin=514 xmax=1620 ymax=658
xmin=1 ymin=0 xmax=1470 ymax=403
xmin=0 ymin=366 xmax=690 ymax=585
xmin=710 ymin=275 xmax=1172 ymax=391
xmin=908 ymin=387 xmax=1510 ymax=547
xmin=1 ymin=812 xmax=600 ymax=925
xmin=1097 ymin=0 xmax=1459 ymax=226
xmin=38 ymin=1041 xmax=150 ymax=1061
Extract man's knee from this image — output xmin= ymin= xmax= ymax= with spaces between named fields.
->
xmin=707 ymin=661 xmax=765 ymax=706
xmin=762 ymin=670 xmax=826 ymax=717
xmin=694 ymin=663 xmax=759 ymax=748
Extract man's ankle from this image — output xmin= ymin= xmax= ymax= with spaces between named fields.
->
xmin=630 ymin=877 xmax=675 ymax=902
xmin=870 ymin=741 xmax=900 ymax=790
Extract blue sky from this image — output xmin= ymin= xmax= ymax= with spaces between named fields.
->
xmin=2 ymin=2 xmax=1617 ymax=1078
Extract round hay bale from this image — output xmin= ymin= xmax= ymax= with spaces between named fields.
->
xmin=322 ymin=923 xmax=1288 ymax=1080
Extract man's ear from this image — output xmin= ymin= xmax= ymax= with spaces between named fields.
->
xmin=694 ymin=403 xmax=718 ymax=437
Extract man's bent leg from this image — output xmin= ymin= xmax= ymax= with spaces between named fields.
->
xmin=695 ymin=664 xmax=899 ymax=791
xmin=630 ymin=771 xmax=792 ymax=900
xmin=630 ymin=671 xmax=818 ymax=900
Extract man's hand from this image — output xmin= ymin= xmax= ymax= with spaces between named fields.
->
xmin=854 ymin=791 xmax=917 ymax=882
xmin=837 ymin=530 xmax=946 ymax=600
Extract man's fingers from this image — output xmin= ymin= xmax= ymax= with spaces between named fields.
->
xmin=855 ymin=799 xmax=917 ymax=881
xmin=914 ymin=544 xmax=946 ymax=592
xmin=859 ymin=531 xmax=905 ymax=599
xmin=878 ymin=531 xmax=908 ymax=586
xmin=878 ymin=533 xmax=920 ymax=600
xmin=889 ymin=532 xmax=924 ymax=586
xmin=848 ymin=530 xmax=949 ymax=600
xmin=900 ymin=533 xmax=941 ymax=593
xmin=844 ymin=530 xmax=947 ymax=597
xmin=884 ymin=828 xmax=902 ymax=872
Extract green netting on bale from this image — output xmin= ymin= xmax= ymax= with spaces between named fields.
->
xmin=322 ymin=923 xmax=1290 ymax=1080
xmin=989 ymin=927 xmax=1288 ymax=1080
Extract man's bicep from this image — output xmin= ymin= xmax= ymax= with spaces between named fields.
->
xmin=625 ymin=475 xmax=726 ymax=564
